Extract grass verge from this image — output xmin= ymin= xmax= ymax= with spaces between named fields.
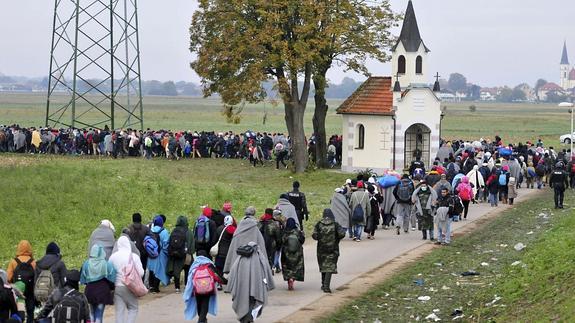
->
xmin=0 ymin=155 xmax=348 ymax=269
xmin=321 ymin=190 xmax=575 ymax=322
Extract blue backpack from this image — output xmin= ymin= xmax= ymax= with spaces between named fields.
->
xmin=194 ymin=217 xmax=211 ymax=244
xmin=144 ymin=228 xmax=163 ymax=259
xmin=498 ymin=173 xmax=507 ymax=186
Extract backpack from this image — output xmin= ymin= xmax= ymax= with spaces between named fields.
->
xmin=34 ymin=268 xmax=55 ymax=303
xmin=168 ymin=228 xmax=187 ymax=259
xmin=192 ymin=264 xmax=215 ymax=295
xmin=535 ymin=164 xmax=546 ymax=176
xmin=259 ymin=222 xmax=274 ymax=259
xmin=397 ymin=180 xmax=414 ymax=203
xmin=527 ymin=168 xmax=536 ymax=178
xmin=143 ymin=229 xmax=164 ymax=259
xmin=52 ymin=289 xmax=87 ymax=323
xmin=194 ymin=217 xmax=211 ymax=245
xmin=13 ymin=258 xmax=35 ymax=291
xmin=285 ymin=233 xmax=301 ymax=253
xmin=451 ymin=195 xmax=464 ymax=215
xmin=498 ymin=173 xmax=507 ymax=186
xmin=458 ymin=185 xmax=472 ymax=201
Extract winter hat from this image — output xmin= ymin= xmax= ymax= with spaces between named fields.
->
xmin=265 ymin=208 xmax=274 ymax=216
xmin=293 ymin=181 xmax=300 ymax=189
xmin=222 ymin=202 xmax=232 ymax=212
xmin=64 ymin=270 xmax=81 ymax=289
xmin=323 ymin=208 xmax=335 ymax=220
xmin=202 ymin=207 xmax=213 ymax=217
xmin=132 ymin=213 xmax=142 ymax=223
xmin=101 ymin=219 xmax=116 ymax=232
xmin=153 ymin=215 xmax=164 ymax=227
xmin=367 ymin=185 xmax=375 ymax=193
xmin=357 ymin=181 xmax=364 ymax=189
xmin=245 ymin=206 xmax=256 ymax=217
xmin=46 ymin=242 xmax=60 ymax=255
xmin=502 ymin=165 xmax=509 ymax=171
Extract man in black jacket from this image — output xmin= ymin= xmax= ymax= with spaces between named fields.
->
xmin=36 ymin=270 xmax=90 ymax=323
xmin=287 ymin=181 xmax=309 ymax=228
xmin=128 ymin=213 xmax=150 ymax=271
xmin=550 ymin=162 xmax=570 ymax=209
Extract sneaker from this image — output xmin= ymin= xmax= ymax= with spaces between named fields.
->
xmin=175 ymin=288 xmax=181 ymax=294
xmin=356 ymin=238 xmax=361 ymax=242
xmin=396 ymin=227 xmax=400 ymax=235
xmin=412 ymin=226 xmax=417 ymax=231
xmin=434 ymin=241 xmax=442 ymax=245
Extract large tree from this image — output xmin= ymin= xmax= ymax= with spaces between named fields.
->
xmin=190 ymin=1 xmax=320 ymax=172
xmin=310 ymin=0 xmax=397 ymax=168
xmin=448 ymin=73 xmax=467 ymax=93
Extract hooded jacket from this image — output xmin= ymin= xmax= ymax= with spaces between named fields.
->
xmin=109 ymin=236 xmax=144 ymax=287
xmin=36 ymin=243 xmax=67 ymax=289
xmin=88 ymin=224 xmax=116 ymax=261
xmin=466 ymin=165 xmax=486 ymax=196
xmin=223 ymin=216 xmax=267 ymax=274
xmin=7 ymin=240 xmax=35 ymax=283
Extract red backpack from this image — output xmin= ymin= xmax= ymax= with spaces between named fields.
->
xmin=193 ymin=264 xmax=215 ymax=295
xmin=458 ymin=184 xmax=473 ymax=201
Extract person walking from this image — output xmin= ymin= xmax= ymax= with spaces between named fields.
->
xmin=258 ymin=209 xmax=282 ymax=271
xmin=226 ymin=241 xmax=275 ymax=323
xmin=349 ymin=181 xmax=371 ymax=241
xmin=550 ymin=162 xmax=569 ymax=209
xmin=412 ymin=180 xmax=437 ymax=240
xmin=147 ymin=216 xmax=170 ymax=293
xmin=287 ymin=181 xmax=309 ymax=228
xmin=109 ymin=236 xmax=145 ymax=323
xmin=507 ymin=177 xmax=518 ymax=205
xmin=365 ymin=185 xmax=382 ymax=239
xmin=183 ymin=250 xmax=223 ymax=323
xmin=435 ymin=188 xmax=454 ymax=245
xmin=36 ymin=270 xmax=90 ymax=323
xmin=35 ymin=242 xmax=67 ymax=305
xmin=6 ymin=241 xmax=35 ymax=323
xmin=223 ymin=207 xmax=267 ymax=275
xmin=194 ymin=208 xmax=218 ymax=258
xmin=393 ymin=175 xmax=414 ymax=235
xmin=80 ymin=244 xmax=117 ymax=323
xmin=330 ymin=188 xmax=351 ymax=237
xmin=312 ymin=209 xmax=346 ymax=293
xmin=167 ymin=216 xmax=195 ymax=294
xmin=128 ymin=213 xmax=150 ymax=276
xmin=281 ymin=218 xmax=305 ymax=291
xmin=456 ymin=176 xmax=473 ymax=220
xmin=486 ymin=169 xmax=500 ymax=207
xmin=0 ymin=269 xmax=18 ymax=322
xmin=213 ymin=215 xmax=236 ymax=285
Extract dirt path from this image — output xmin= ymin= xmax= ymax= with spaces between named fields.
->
xmin=105 ymin=188 xmax=542 ymax=323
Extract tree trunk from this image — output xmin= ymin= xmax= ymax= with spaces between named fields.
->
xmin=285 ymin=101 xmax=308 ymax=173
xmin=313 ymin=87 xmax=329 ymax=169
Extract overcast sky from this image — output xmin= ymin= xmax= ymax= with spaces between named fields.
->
xmin=0 ymin=0 xmax=573 ymax=87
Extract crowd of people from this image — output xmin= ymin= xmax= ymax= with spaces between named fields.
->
xmin=0 ymin=125 xmax=344 ymax=169
xmin=0 ymin=134 xmax=572 ymax=323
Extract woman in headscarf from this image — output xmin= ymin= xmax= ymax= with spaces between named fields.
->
xmin=226 ymin=241 xmax=275 ymax=322
xmin=167 ymin=215 xmax=195 ymax=293
xmin=183 ymin=250 xmax=223 ymax=323
xmin=6 ymin=240 xmax=35 ymax=323
xmin=147 ymin=215 xmax=170 ymax=293
xmin=214 ymin=215 xmax=236 ymax=284
xmin=223 ymin=207 xmax=267 ymax=274
xmin=80 ymin=244 xmax=117 ymax=323
xmin=88 ymin=220 xmax=116 ymax=260
xmin=281 ymin=218 xmax=305 ymax=290
xmin=109 ymin=236 xmax=144 ymax=323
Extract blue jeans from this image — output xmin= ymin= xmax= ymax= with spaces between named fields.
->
xmin=437 ymin=219 xmax=452 ymax=244
xmin=353 ymin=225 xmax=364 ymax=240
xmin=488 ymin=193 xmax=498 ymax=206
xmin=91 ymin=303 xmax=106 ymax=323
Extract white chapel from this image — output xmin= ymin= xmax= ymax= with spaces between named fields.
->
xmin=337 ymin=0 xmax=442 ymax=174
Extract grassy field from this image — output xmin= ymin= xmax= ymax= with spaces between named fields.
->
xmin=321 ymin=190 xmax=575 ymax=322
xmin=0 ymin=93 xmax=571 ymax=146
xmin=0 ymin=155 xmax=349 ymax=269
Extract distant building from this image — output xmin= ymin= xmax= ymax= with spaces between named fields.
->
xmin=480 ymin=87 xmax=498 ymax=101
xmin=560 ymin=41 xmax=575 ymax=90
xmin=337 ymin=1 xmax=441 ymax=173
xmin=538 ymin=82 xmax=564 ymax=101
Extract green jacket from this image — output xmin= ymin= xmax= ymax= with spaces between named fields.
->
xmin=312 ymin=217 xmax=346 ymax=273
xmin=281 ymin=228 xmax=305 ymax=282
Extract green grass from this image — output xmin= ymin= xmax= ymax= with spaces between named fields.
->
xmin=321 ymin=190 xmax=575 ymax=322
xmin=0 ymin=155 xmax=349 ymax=269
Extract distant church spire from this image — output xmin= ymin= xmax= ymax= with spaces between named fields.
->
xmin=392 ymin=0 xmax=429 ymax=52
xmin=561 ymin=41 xmax=569 ymax=65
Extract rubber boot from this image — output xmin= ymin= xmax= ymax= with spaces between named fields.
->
xmin=323 ymin=273 xmax=332 ymax=293
xmin=321 ymin=273 xmax=326 ymax=291
xmin=422 ymin=230 xmax=427 ymax=240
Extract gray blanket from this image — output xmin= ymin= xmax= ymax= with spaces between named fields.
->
xmin=223 ymin=216 xmax=267 ymax=274
xmin=226 ymin=242 xmax=275 ymax=321
xmin=88 ymin=225 xmax=116 ymax=260
xmin=330 ymin=192 xmax=350 ymax=229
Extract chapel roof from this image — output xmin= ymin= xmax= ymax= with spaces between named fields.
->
xmin=336 ymin=77 xmax=394 ymax=116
